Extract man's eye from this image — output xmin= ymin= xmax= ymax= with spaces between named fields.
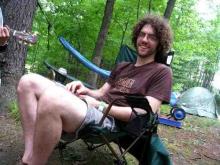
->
xmin=139 ymin=32 xmax=145 ymax=37
xmin=148 ymin=35 xmax=157 ymax=40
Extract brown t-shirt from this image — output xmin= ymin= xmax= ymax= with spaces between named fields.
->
xmin=100 ymin=62 xmax=172 ymax=106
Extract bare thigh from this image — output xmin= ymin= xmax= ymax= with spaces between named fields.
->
xmin=38 ymin=85 xmax=88 ymax=133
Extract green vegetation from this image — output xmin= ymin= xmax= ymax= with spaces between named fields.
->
xmin=26 ymin=0 xmax=220 ymax=91
xmin=8 ymin=101 xmax=20 ymax=122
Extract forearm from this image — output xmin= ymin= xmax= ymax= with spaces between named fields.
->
xmin=86 ymin=82 xmax=110 ymax=99
xmin=83 ymin=97 xmax=132 ymax=122
xmin=100 ymin=96 xmax=161 ymax=122
xmin=86 ymin=88 xmax=104 ymax=99
xmin=107 ymin=105 xmax=132 ymax=122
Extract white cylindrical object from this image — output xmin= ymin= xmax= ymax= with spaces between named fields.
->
xmin=0 ymin=7 xmax=3 ymax=27
xmin=58 ymin=67 xmax=67 ymax=76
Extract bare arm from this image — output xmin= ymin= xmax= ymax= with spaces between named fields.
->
xmin=104 ymin=96 xmax=161 ymax=121
xmin=66 ymin=81 xmax=162 ymax=122
xmin=87 ymin=82 xmax=110 ymax=99
xmin=145 ymin=96 xmax=162 ymax=114
xmin=81 ymin=95 xmax=162 ymax=122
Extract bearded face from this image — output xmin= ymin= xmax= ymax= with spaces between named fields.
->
xmin=136 ymin=24 xmax=158 ymax=59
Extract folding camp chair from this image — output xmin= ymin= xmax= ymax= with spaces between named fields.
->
xmin=46 ymin=37 xmax=185 ymax=127
xmin=44 ymin=37 xmax=175 ymax=165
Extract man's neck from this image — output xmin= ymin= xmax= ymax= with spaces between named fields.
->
xmin=135 ymin=55 xmax=155 ymax=67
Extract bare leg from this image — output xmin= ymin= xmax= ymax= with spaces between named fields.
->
xmin=29 ymin=85 xmax=87 ymax=165
xmin=17 ymin=73 xmax=55 ymax=163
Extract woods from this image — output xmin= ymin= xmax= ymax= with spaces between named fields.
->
xmin=0 ymin=0 xmax=219 ymax=113
xmin=88 ymin=0 xmax=116 ymax=87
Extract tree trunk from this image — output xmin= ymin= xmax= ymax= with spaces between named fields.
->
xmin=164 ymin=0 xmax=176 ymax=20
xmin=88 ymin=0 xmax=115 ymax=87
xmin=148 ymin=0 xmax=153 ymax=13
xmin=137 ymin=0 xmax=141 ymax=20
xmin=0 ymin=0 xmax=37 ymax=114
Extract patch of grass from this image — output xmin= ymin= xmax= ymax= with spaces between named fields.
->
xmin=160 ymin=104 xmax=171 ymax=115
xmin=183 ymin=115 xmax=220 ymax=130
xmin=8 ymin=101 xmax=20 ymax=122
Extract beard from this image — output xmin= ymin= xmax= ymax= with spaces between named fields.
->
xmin=137 ymin=46 xmax=157 ymax=59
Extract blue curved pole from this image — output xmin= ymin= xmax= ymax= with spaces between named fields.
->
xmin=59 ymin=37 xmax=111 ymax=78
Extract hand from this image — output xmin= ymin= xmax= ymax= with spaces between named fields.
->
xmin=0 ymin=26 xmax=9 ymax=46
xmin=65 ymin=81 xmax=89 ymax=95
xmin=79 ymin=95 xmax=100 ymax=109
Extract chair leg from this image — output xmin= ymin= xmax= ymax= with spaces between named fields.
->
xmin=116 ymin=140 xmax=127 ymax=164
xmin=114 ymin=159 xmax=127 ymax=165
xmin=99 ymin=133 xmax=128 ymax=165
xmin=99 ymin=134 xmax=121 ymax=161
xmin=118 ymin=130 xmax=146 ymax=160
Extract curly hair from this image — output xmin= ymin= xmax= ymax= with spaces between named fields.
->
xmin=132 ymin=15 xmax=173 ymax=63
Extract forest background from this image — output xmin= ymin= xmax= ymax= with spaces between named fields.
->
xmin=0 ymin=0 xmax=220 ymax=112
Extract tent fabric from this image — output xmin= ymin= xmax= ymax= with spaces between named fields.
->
xmin=115 ymin=45 xmax=137 ymax=64
xmin=215 ymin=95 xmax=220 ymax=119
xmin=169 ymin=92 xmax=179 ymax=107
xmin=177 ymin=87 xmax=218 ymax=118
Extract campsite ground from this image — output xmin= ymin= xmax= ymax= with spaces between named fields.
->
xmin=0 ymin=111 xmax=219 ymax=165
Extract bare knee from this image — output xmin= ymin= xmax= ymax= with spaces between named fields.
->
xmin=17 ymin=73 xmax=54 ymax=98
xmin=17 ymin=73 xmax=38 ymax=94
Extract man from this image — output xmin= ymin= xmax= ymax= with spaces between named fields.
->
xmin=17 ymin=14 xmax=173 ymax=165
xmin=0 ymin=26 xmax=9 ymax=51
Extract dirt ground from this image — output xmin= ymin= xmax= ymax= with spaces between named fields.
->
xmin=0 ymin=114 xmax=219 ymax=165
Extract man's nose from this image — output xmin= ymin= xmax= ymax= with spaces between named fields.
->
xmin=142 ymin=35 xmax=149 ymax=42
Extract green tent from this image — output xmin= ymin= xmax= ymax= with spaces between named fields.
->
xmin=177 ymin=87 xmax=219 ymax=119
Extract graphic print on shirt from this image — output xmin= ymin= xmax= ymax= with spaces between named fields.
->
xmin=115 ymin=77 xmax=135 ymax=93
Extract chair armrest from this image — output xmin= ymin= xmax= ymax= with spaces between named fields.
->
xmin=44 ymin=60 xmax=95 ymax=89
xmin=98 ymin=95 xmax=156 ymax=125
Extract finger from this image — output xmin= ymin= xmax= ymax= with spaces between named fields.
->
xmin=3 ymin=27 xmax=9 ymax=37
xmin=0 ymin=28 xmax=3 ymax=36
xmin=70 ymin=85 xmax=77 ymax=93
xmin=76 ymin=87 xmax=85 ymax=95
xmin=1 ymin=30 xmax=6 ymax=37
xmin=79 ymin=95 xmax=86 ymax=99
xmin=65 ymin=82 xmax=74 ymax=91
xmin=0 ymin=28 xmax=9 ymax=38
xmin=65 ymin=83 xmax=70 ymax=91
xmin=5 ymin=25 xmax=10 ymax=31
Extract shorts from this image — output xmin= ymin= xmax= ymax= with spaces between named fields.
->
xmin=69 ymin=106 xmax=120 ymax=140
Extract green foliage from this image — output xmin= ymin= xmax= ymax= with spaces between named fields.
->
xmin=160 ymin=104 xmax=171 ymax=115
xmin=8 ymin=101 xmax=20 ymax=122
xmin=171 ymin=0 xmax=220 ymax=91
xmin=26 ymin=0 xmax=220 ymax=91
